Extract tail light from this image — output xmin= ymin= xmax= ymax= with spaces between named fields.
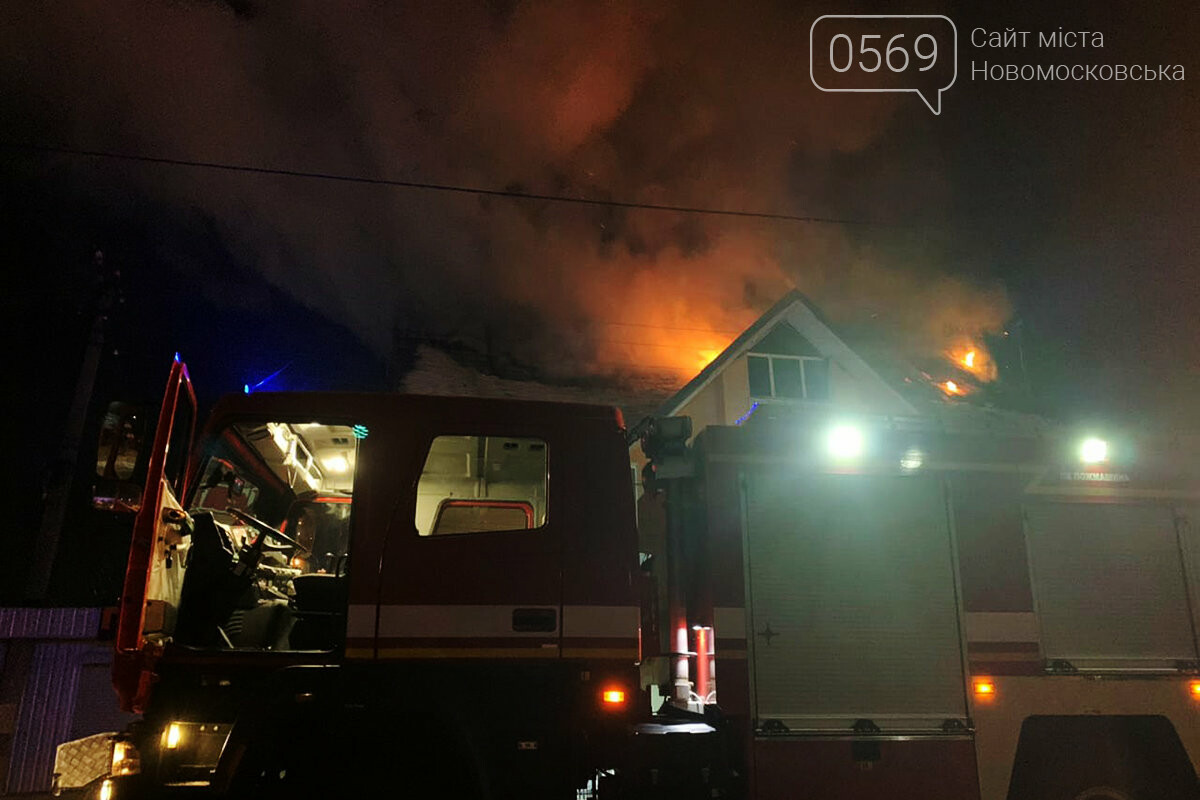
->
xmin=601 ymin=688 xmax=626 ymax=706
xmin=1188 ymin=680 xmax=1200 ymax=701
xmin=972 ymin=678 xmax=996 ymax=699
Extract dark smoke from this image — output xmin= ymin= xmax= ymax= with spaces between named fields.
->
xmin=3 ymin=0 xmax=1011 ymax=382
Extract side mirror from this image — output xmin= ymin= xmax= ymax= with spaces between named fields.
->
xmin=93 ymin=401 xmax=146 ymax=512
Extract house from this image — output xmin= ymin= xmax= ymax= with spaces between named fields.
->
xmin=633 ymin=290 xmax=920 ymax=435
xmin=626 ymin=289 xmax=1052 ymax=483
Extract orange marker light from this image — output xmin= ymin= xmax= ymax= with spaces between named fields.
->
xmin=602 ymin=689 xmax=626 ymax=705
xmin=1189 ymin=680 xmax=1200 ymax=700
xmin=973 ymin=678 xmax=996 ymax=698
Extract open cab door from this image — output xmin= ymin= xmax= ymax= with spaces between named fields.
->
xmin=113 ymin=357 xmax=197 ymax=713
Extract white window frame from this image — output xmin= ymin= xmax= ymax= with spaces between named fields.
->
xmin=748 ymin=353 xmax=828 ymax=401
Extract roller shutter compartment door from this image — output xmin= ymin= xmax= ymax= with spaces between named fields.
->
xmin=743 ymin=470 xmax=967 ymax=732
xmin=1024 ymin=502 xmax=1198 ymax=667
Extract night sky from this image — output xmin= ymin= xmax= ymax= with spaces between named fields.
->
xmin=1 ymin=1 xmax=1197 ymax=597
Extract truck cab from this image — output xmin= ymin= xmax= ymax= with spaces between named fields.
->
xmin=108 ymin=363 xmax=643 ymax=798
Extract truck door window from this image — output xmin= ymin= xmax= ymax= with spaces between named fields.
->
xmin=168 ymin=420 xmax=360 ymax=651
xmin=415 ymin=436 xmax=548 ymax=536
xmin=162 ymin=393 xmax=195 ymax=498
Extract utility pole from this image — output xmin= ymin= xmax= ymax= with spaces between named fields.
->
xmin=26 ymin=250 xmax=120 ymax=601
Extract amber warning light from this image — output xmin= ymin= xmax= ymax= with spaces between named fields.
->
xmin=1189 ymin=680 xmax=1200 ymax=701
xmin=602 ymin=689 xmax=626 ymax=706
xmin=973 ymin=678 xmax=996 ymax=699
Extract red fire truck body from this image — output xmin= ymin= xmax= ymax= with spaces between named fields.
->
xmin=654 ymin=413 xmax=1200 ymax=800
xmin=109 ymin=362 xmax=648 ymax=798
xmin=103 ymin=360 xmax=1200 ymax=799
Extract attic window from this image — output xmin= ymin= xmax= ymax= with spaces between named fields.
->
xmin=748 ymin=354 xmax=830 ymax=401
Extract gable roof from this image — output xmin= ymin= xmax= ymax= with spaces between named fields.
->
xmin=399 ymin=343 xmax=676 ymax=423
xmin=749 ymin=321 xmax=822 ymax=357
xmin=629 ymin=290 xmax=919 ymax=439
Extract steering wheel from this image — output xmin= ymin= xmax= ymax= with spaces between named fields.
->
xmin=225 ymin=507 xmax=311 ymax=554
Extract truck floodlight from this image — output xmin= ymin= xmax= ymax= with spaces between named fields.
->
xmin=826 ymin=424 xmax=864 ymax=460
xmin=900 ymin=447 xmax=924 ymax=471
xmin=1079 ymin=437 xmax=1108 ymax=464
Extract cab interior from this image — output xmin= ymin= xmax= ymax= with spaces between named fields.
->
xmin=149 ymin=421 xmax=360 ymax=652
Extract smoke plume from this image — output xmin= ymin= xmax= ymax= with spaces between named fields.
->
xmin=1 ymin=0 xmax=1010 ymax=382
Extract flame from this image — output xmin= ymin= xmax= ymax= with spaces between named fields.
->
xmin=509 ymin=232 xmax=774 ymax=381
xmin=696 ymin=349 xmax=720 ymax=370
xmin=946 ymin=342 xmax=996 ymax=381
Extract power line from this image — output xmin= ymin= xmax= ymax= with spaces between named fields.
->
xmin=589 ymin=320 xmax=744 ymax=335
xmin=403 ymin=319 xmax=743 ymax=337
xmin=589 ymin=338 xmax=728 ymax=350
xmin=0 ymin=141 xmax=874 ymax=227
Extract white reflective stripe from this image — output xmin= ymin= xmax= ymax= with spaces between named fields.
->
xmin=965 ymin=612 xmax=1039 ymax=643
xmin=713 ymin=607 xmax=746 ymax=639
xmin=347 ymin=604 xmax=375 ymax=638
xmin=561 ymin=605 xmax=639 ymax=638
xmin=352 ymin=604 xmax=641 ymax=639
xmin=377 ymin=604 xmax=558 ymax=638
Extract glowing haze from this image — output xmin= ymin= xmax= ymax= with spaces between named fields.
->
xmin=1 ymin=0 xmax=1010 ymax=383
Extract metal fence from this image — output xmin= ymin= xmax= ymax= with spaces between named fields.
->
xmin=0 ymin=608 xmax=132 ymax=794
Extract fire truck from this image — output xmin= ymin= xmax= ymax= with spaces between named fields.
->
xmin=102 ymin=359 xmax=651 ymax=798
xmin=93 ymin=359 xmax=1199 ymax=799
xmin=639 ymin=410 xmax=1200 ymax=800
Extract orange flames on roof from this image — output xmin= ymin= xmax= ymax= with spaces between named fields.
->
xmin=696 ymin=348 xmax=721 ymax=370
xmin=580 ymin=321 xmax=736 ymax=380
xmin=947 ymin=341 xmax=996 ymax=381
xmin=931 ymin=340 xmax=999 ymax=398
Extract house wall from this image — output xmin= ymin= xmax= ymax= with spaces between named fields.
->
xmin=676 ymin=375 xmax=727 ymax=435
xmin=673 ymin=351 xmax=912 ymax=436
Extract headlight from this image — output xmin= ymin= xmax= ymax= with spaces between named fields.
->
xmin=156 ymin=722 xmax=232 ymax=786
xmin=164 ymin=722 xmax=183 ymax=750
xmin=110 ymin=739 xmax=140 ymax=777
